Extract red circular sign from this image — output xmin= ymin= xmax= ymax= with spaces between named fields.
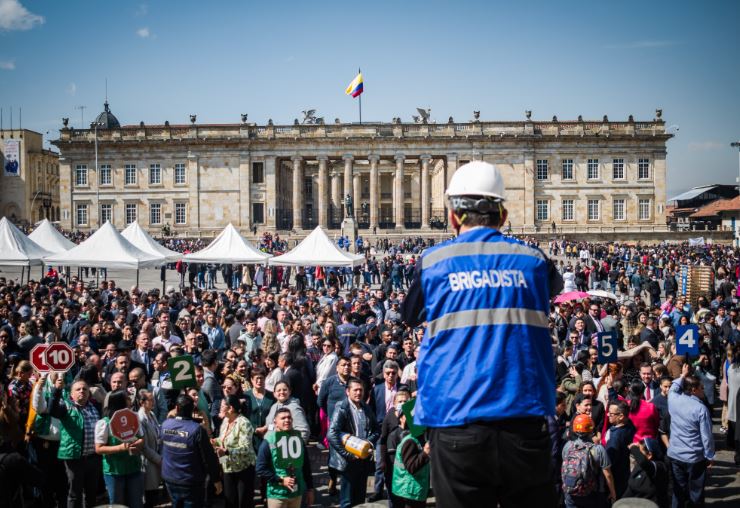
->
xmin=109 ymin=408 xmax=140 ymax=442
xmin=30 ymin=344 xmax=50 ymax=373
xmin=45 ymin=343 xmax=75 ymax=372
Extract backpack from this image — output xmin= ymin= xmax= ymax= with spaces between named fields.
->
xmin=561 ymin=440 xmax=598 ymax=497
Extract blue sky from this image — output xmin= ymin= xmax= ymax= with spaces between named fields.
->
xmin=1 ymin=0 xmax=738 ymax=196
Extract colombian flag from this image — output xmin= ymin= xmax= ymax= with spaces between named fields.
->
xmin=345 ymin=72 xmax=363 ymax=98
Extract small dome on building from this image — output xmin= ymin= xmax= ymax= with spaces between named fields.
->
xmin=93 ymin=101 xmax=120 ymax=129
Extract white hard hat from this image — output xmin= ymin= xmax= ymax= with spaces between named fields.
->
xmin=445 ymin=161 xmax=505 ymax=201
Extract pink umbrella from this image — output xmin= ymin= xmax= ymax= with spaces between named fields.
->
xmin=553 ymin=291 xmax=590 ymax=304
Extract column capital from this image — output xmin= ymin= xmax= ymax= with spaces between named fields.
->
xmin=367 ymin=154 xmax=380 ymax=163
xmin=419 ymin=154 xmax=432 ymax=162
xmin=316 ymin=155 xmax=330 ymax=162
xmin=291 ymin=155 xmax=303 ymax=163
xmin=342 ymin=154 xmax=354 ymax=161
xmin=394 ymin=153 xmax=406 ymax=162
xmin=446 ymin=152 xmax=458 ymax=161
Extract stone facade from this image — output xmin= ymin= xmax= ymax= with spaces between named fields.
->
xmin=53 ymin=112 xmax=671 ymax=236
xmin=1 ymin=129 xmax=61 ymax=225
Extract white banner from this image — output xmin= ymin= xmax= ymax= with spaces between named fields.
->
xmin=688 ymin=237 xmax=705 ymax=246
xmin=3 ymin=139 xmax=20 ymax=177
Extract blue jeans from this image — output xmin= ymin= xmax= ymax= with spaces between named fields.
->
xmin=671 ymin=458 xmax=707 ymax=508
xmin=103 ymin=471 xmax=144 ymax=508
xmin=166 ymin=481 xmax=206 ymax=508
xmin=339 ymin=460 xmax=370 ymax=508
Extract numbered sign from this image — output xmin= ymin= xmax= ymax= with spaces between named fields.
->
xmin=45 ymin=343 xmax=75 ymax=372
xmin=30 ymin=344 xmax=50 ymax=373
xmin=597 ymin=331 xmax=619 ymax=364
xmin=675 ymin=325 xmax=699 ymax=357
xmin=109 ymin=408 xmax=140 ymax=442
xmin=167 ymin=355 xmax=197 ymax=390
xmin=274 ymin=431 xmax=304 ymax=469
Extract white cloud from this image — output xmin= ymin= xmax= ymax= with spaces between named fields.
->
xmin=135 ymin=4 xmax=148 ymax=16
xmin=0 ymin=59 xmax=15 ymax=70
xmin=0 ymin=0 xmax=45 ymax=31
xmin=136 ymin=27 xmax=150 ymax=38
xmin=604 ymin=40 xmax=677 ymax=49
xmin=66 ymin=82 xmax=76 ymax=96
xmin=688 ymin=141 xmax=724 ymax=152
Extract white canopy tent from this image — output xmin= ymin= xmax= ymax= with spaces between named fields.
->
xmin=28 ymin=219 xmax=76 ymax=254
xmin=121 ymin=221 xmax=182 ymax=262
xmin=183 ymin=223 xmax=271 ymax=264
xmin=268 ymin=226 xmax=365 ymax=267
xmin=0 ymin=217 xmax=53 ymax=274
xmin=44 ymin=222 xmax=164 ymax=270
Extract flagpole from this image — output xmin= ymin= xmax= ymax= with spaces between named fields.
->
xmin=358 ymin=67 xmax=362 ymax=124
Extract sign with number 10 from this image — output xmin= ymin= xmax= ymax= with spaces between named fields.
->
xmin=597 ymin=331 xmax=619 ymax=364
xmin=167 ymin=354 xmax=197 ymax=390
xmin=675 ymin=325 xmax=700 ymax=356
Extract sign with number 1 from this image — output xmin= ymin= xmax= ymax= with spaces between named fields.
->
xmin=167 ymin=355 xmax=197 ymax=390
xmin=597 ymin=331 xmax=619 ymax=364
xmin=675 ymin=325 xmax=699 ymax=356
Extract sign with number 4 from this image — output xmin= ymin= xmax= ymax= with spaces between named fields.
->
xmin=675 ymin=325 xmax=699 ymax=356
xmin=168 ymin=355 xmax=197 ymax=390
xmin=597 ymin=331 xmax=619 ymax=364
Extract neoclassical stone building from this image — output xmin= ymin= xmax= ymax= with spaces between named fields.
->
xmin=54 ymin=104 xmax=672 ymax=236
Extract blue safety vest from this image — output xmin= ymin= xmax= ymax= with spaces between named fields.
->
xmin=161 ymin=417 xmax=204 ymax=485
xmin=416 ymin=227 xmax=555 ymax=427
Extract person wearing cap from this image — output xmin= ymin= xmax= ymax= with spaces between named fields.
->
xmin=400 ymin=161 xmax=563 ymax=507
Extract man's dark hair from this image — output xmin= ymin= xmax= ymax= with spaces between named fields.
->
xmin=609 ymin=399 xmax=629 ymax=416
xmin=682 ymin=375 xmax=702 ymax=394
xmin=201 ymin=349 xmax=217 ymax=368
xmin=346 ymin=376 xmax=364 ymax=391
xmin=275 ymin=407 xmax=292 ymax=418
xmin=555 ymin=391 xmax=567 ymax=405
xmin=573 ymin=393 xmax=592 ymax=406
xmin=175 ymin=394 xmax=195 ymax=417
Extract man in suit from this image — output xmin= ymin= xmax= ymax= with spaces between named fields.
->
xmin=639 ymin=317 xmax=662 ymax=349
xmin=369 ymin=360 xmax=401 ymax=502
xmin=130 ymin=333 xmax=154 ymax=379
xmin=639 ymin=362 xmax=659 ymax=403
xmin=61 ymin=304 xmax=83 ymax=344
xmin=200 ymin=349 xmax=223 ymax=427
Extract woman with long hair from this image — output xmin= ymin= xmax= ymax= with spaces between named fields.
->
xmin=137 ymin=389 xmax=162 ymax=508
xmin=626 ymin=381 xmax=659 ymax=443
xmin=213 ymin=395 xmax=256 ymax=508
xmin=7 ymin=360 xmax=34 ymax=429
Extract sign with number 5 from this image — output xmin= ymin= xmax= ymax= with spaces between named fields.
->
xmin=167 ymin=355 xmax=197 ymax=390
xmin=597 ymin=331 xmax=618 ymax=364
xmin=675 ymin=325 xmax=699 ymax=356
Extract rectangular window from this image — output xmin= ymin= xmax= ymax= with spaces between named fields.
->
xmin=100 ymin=204 xmax=112 ymax=224
xmin=149 ymin=164 xmax=161 ymax=185
xmin=638 ymin=158 xmax=650 ymax=179
xmin=150 ymin=203 xmax=161 ymax=225
xmin=76 ymin=204 xmax=88 ymax=226
xmin=562 ymin=199 xmax=574 ymax=221
xmin=252 ymin=203 xmax=265 ymax=224
xmin=252 ymin=162 xmax=264 ymax=184
xmin=562 ymin=159 xmax=574 ymax=180
xmin=174 ymin=163 xmax=186 ymax=184
xmin=587 ymin=159 xmax=599 ymax=180
xmin=612 ymin=158 xmax=625 ymax=180
xmin=536 ymin=160 xmax=548 ymax=180
xmin=125 ymin=164 xmax=137 ymax=185
xmin=536 ymin=200 xmax=549 ymax=221
xmin=175 ymin=203 xmax=187 ymax=225
xmin=613 ymin=199 xmax=625 ymax=221
xmin=588 ymin=199 xmax=600 ymax=221
xmin=75 ymin=165 xmax=88 ymax=186
xmin=304 ymin=177 xmax=313 ymax=199
xmin=99 ymin=164 xmax=112 ymax=185
xmin=639 ymin=198 xmax=651 ymax=220
xmin=125 ymin=203 xmax=137 ymax=225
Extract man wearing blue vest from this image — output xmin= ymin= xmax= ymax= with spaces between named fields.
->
xmin=401 ymin=161 xmax=563 ymax=507
xmin=161 ymin=394 xmax=222 ymax=508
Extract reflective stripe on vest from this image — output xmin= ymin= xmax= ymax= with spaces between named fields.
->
xmin=427 ymin=307 xmax=548 ymax=338
xmin=422 ymin=240 xmax=546 ymax=270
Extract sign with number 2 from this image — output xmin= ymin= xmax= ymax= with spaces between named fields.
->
xmin=167 ymin=355 xmax=197 ymax=390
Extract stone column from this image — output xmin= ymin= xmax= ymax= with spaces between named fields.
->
xmin=239 ymin=153 xmax=251 ymax=229
xmin=317 ymin=156 xmax=329 ymax=228
xmin=292 ymin=156 xmax=303 ymax=229
xmin=368 ymin=155 xmax=380 ymax=230
xmin=264 ymin=157 xmax=277 ymax=229
xmin=353 ymin=173 xmax=361 ymax=218
xmin=331 ymin=170 xmax=342 ymax=220
xmin=446 ymin=153 xmax=458 ymax=188
xmin=420 ymin=154 xmax=431 ymax=228
xmin=59 ymin=156 xmax=73 ymax=230
xmin=343 ymin=154 xmax=354 ymax=215
xmin=394 ymin=154 xmax=405 ymax=229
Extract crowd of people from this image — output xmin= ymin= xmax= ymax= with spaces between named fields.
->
xmin=1 ymin=225 xmax=740 ymax=507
